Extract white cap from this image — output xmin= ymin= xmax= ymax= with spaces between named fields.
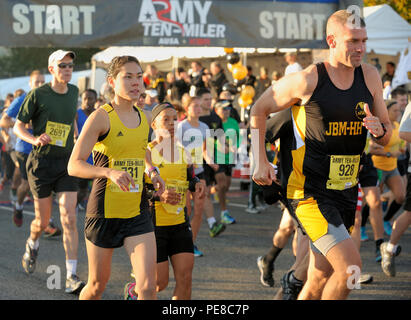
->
xmin=48 ymin=50 xmax=76 ymax=66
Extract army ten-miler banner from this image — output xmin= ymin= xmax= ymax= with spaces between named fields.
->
xmin=0 ymin=0 xmax=362 ymax=48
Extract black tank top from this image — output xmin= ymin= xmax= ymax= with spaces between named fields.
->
xmin=287 ymin=62 xmax=374 ymax=202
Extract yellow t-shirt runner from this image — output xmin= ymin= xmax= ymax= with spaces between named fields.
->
xmin=372 ymin=121 xmax=403 ymax=171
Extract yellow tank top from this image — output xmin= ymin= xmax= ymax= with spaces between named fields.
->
xmin=147 ymin=141 xmax=189 ymax=226
xmin=372 ymin=121 xmax=402 ymax=171
xmin=88 ymin=104 xmax=149 ymax=219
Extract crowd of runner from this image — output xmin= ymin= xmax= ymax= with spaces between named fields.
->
xmin=0 ymin=9 xmax=410 ymax=300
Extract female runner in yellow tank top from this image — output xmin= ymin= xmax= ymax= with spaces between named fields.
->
xmin=68 ymin=56 xmax=164 ymax=300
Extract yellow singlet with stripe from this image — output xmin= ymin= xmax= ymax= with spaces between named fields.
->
xmin=87 ymin=103 xmax=149 ymax=219
xmin=147 ymin=142 xmax=189 ymax=227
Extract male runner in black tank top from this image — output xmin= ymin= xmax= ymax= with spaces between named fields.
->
xmin=251 ymin=10 xmax=391 ymax=300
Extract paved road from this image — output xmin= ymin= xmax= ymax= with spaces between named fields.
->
xmin=0 ymin=181 xmax=410 ymax=300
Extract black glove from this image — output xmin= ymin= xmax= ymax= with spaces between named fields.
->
xmin=262 ymin=181 xmax=284 ymax=205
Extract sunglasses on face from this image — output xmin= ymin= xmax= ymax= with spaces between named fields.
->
xmin=57 ymin=62 xmax=74 ymax=69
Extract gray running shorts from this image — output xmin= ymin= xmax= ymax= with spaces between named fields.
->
xmin=310 ymin=223 xmax=351 ymax=256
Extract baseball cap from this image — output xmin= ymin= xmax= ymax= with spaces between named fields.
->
xmin=48 ymin=50 xmax=76 ymax=66
xmin=214 ymin=100 xmax=231 ymax=109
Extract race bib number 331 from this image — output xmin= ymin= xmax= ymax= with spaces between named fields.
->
xmin=327 ymin=155 xmax=360 ymax=190
xmin=110 ymin=158 xmax=144 ymax=192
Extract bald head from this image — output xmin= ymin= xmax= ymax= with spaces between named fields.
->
xmin=326 ymin=9 xmax=365 ymax=36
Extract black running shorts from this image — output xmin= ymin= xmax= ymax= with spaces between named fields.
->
xmin=358 ymin=154 xmax=379 ymax=188
xmin=155 ymin=221 xmax=194 ymax=263
xmin=84 ymin=211 xmax=154 ymax=248
xmin=403 ymin=172 xmax=411 ymax=211
xmin=26 ymin=151 xmax=78 ymax=199
xmin=16 ymin=152 xmax=29 ymax=181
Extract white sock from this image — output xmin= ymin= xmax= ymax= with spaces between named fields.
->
xmin=207 ymin=217 xmax=216 ymax=228
xmin=27 ymin=238 xmax=39 ymax=250
xmin=66 ymin=260 xmax=77 ymax=279
xmin=15 ymin=202 xmax=24 ymax=210
xmin=386 ymin=242 xmax=398 ymax=255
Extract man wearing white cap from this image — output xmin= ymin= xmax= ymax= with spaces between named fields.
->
xmin=14 ymin=49 xmax=85 ymax=294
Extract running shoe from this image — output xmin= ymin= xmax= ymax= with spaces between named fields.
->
xmin=209 ymin=222 xmax=226 ymax=238
xmin=245 ymin=207 xmax=260 ymax=214
xmin=23 ymin=195 xmax=32 ymax=203
xmin=380 ymin=242 xmax=396 ymax=277
xmin=360 ymin=226 xmax=369 ymax=241
xmin=257 ymin=203 xmax=269 ymax=212
xmin=358 ymin=273 xmax=373 ymax=284
xmin=22 ymin=240 xmax=38 ymax=274
xmin=43 ymin=221 xmax=62 ymax=238
xmin=12 ymin=206 xmax=23 ymax=227
xmin=257 ymin=256 xmax=274 ymax=287
xmin=382 ymin=200 xmax=388 ymax=212
xmin=124 ymin=282 xmax=138 ymax=300
xmin=375 ymin=247 xmax=382 ymax=262
xmin=394 ymin=245 xmax=402 ymax=257
xmin=281 ymin=270 xmax=303 ymax=300
xmin=65 ymin=275 xmax=85 ymax=294
xmin=193 ymin=245 xmax=204 ymax=257
xmin=383 ymin=221 xmax=392 ymax=236
xmin=221 ymin=210 xmax=236 ymax=224
xmin=10 ymin=190 xmax=17 ymax=206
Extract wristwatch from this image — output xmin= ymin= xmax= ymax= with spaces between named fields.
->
xmin=374 ymin=123 xmax=387 ymax=140
xmin=386 ymin=152 xmax=392 ymax=157
xmin=145 ymin=166 xmax=160 ymax=178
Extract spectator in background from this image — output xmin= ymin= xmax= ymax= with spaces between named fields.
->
xmin=391 ymin=88 xmax=409 ymax=113
xmin=190 ymin=61 xmax=206 ymax=96
xmin=165 ymin=71 xmax=175 ymax=101
xmin=256 ymin=67 xmax=271 ymax=99
xmin=210 ymin=62 xmax=228 ymax=99
xmin=271 ymin=71 xmax=283 ymax=85
xmin=383 ymin=81 xmax=392 ymax=100
xmin=144 ymin=64 xmax=166 ymax=103
xmin=144 ymin=88 xmax=159 ymax=112
xmin=382 ymin=62 xmax=396 ymax=85
xmin=219 ymin=90 xmax=241 ymax=123
xmin=202 ymin=68 xmax=212 ymax=91
xmin=94 ymin=97 xmax=105 ymax=109
xmin=245 ymin=66 xmax=257 ymax=88
xmin=172 ymin=67 xmax=191 ymax=101
xmin=284 ymin=52 xmax=303 ymax=76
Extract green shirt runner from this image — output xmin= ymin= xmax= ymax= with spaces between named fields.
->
xmin=17 ymin=82 xmax=78 ymax=157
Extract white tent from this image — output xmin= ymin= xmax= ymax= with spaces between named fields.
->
xmin=364 ymin=4 xmax=411 ymax=56
xmin=91 ymin=46 xmax=287 ymax=69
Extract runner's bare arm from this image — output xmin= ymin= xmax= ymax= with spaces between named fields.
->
xmin=250 ymin=66 xmax=317 ymax=185
xmin=0 ymin=113 xmax=14 ymax=129
xmin=144 ymin=141 xmax=165 ymax=195
xmin=14 ymin=119 xmax=51 ymax=146
xmin=362 ymin=63 xmax=392 ymax=146
xmin=68 ymin=108 xmax=113 ymax=180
